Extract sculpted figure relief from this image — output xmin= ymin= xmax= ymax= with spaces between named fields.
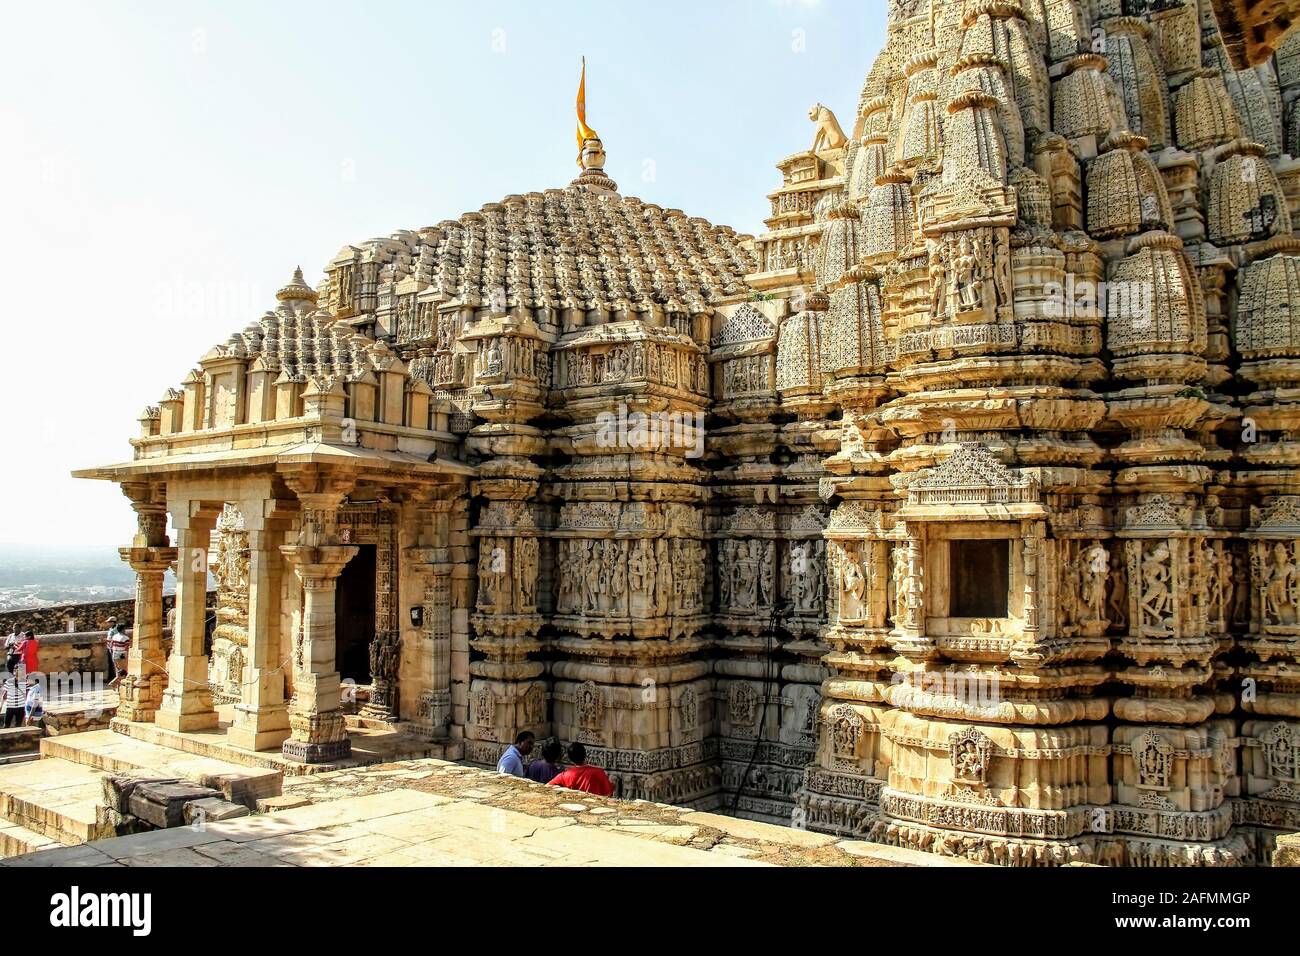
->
xmin=1138 ymin=544 xmax=1174 ymax=636
xmin=952 ymin=235 xmax=983 ymax=312
xmin=1263 ymin=542 xmax=1299 ymax=627
xmin=1082 ymin=542 xmax=1109 ymax=626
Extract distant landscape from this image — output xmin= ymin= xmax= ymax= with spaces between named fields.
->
xmin=0 ymin=544 xmax=172 ymax=612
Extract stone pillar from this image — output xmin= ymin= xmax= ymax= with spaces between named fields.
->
xmin=279 ymin=473 xmax=359 ymax=763
xmin=156 ymin=502 xmax=220 ymax=733
xmin=280 ymin=544 xmax=357 ymax=762
xmin=227 ymin=499 xmax=295 ymax=752
xmin=116 ymin=481 xmax=175 ymax=724
xmin=404 ymin=491 xmax=457 ymax=739
xmin=116 ymin=549 xmax=175 ymax=723
xmin=407 ymin=546 xmax=452 ymax=739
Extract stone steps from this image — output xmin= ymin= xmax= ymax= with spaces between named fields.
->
xmin=0 ymin=728 xmax=288 ymax=858
xmin=0 ymin=727 xmax=43 ymax=756
xmin=41 ymin=730 xmax=282 ymax=807
xmin=0 ymin=818 xmax=59 ymax=857
xmin=0 ymin=757 xmax=113 ymax=847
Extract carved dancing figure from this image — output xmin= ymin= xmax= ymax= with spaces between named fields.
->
xmin=1139 ymin=544 xmax=1174 ymax=634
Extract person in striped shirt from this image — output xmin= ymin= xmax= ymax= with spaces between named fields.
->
xmin=0 ymin=673 xmax=24 ymax=728
xmin=106 ymin=618 xmax=131 ymax=689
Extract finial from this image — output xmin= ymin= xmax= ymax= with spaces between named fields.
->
xmin=276 ymin=265 xmax=318 ymax=305
xmin=569 ymin=57 xmax=618 ymax=194
xmin=576 ymin=56 xmax=598 ymax=168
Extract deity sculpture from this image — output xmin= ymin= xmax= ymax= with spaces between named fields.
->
xmin=1264 ymin=542 xmax=1299 ymax=626
xmin=1139 ymin=545 xmax=1174 ymax=636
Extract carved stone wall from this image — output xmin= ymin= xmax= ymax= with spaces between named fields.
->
xmin=771 ymin=0 xmax=1300 ymax=866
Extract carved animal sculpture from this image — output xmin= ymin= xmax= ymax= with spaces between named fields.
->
xmin=809 ymin=103 xmax=848 ymax=152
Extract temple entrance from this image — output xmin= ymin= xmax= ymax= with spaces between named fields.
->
xmin=336 ymin=543 xmax=376 ymax=685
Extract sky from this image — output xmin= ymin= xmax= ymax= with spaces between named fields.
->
xmin=0 ymin=0 xmax=884 ymax=553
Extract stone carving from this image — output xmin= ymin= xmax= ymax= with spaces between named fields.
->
xmin=1262 ymin=543 xmax=1299 ymax=627
xmin=809 ymin=104 xmax=848 ymax=152
xmin=1137 ymin=543 xmax=1174 ymax=637
xmin=1262 ymin=723 xmax=1300 ymax=783
xmin=828 ymin=705 xmax=863 ymax=762
xmin=1134 ymin=731 xmax=1174 ymax=793
xmin=949 ymin=728 xmax=992 ymax=788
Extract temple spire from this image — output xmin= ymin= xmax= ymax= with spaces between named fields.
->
xmin=569 ymin=57 xmax=618 ymax=194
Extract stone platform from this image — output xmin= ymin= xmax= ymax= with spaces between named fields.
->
xmin=110 ymin=708 xmax=458 ymax=776
xmin=0 ymin=745 xmax=981 ymax=867
xmin=44 ymin=687 xmax=118 ymax=736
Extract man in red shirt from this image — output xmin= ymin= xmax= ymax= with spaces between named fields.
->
xmin=547 ymin=742 xmax=615 ymax=798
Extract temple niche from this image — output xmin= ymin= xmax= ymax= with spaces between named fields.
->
xmin=74 ymin=0 xmax=1300 ymax=866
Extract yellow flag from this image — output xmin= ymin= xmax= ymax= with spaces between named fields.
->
xmin=576 ymin=57 xmax=598 ymax=165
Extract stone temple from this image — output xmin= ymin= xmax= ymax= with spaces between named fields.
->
xmin=68 ymin=0 xmax=1300 ymax=866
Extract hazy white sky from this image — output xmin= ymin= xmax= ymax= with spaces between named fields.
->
xmin=0 ymin=0 xmax=882 ymax=552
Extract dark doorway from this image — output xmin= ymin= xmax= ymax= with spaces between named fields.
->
xmin=335 ymin=544 xmax=375 ymax=684
xmin=949 ymin=539 xmax=1010 ymax=618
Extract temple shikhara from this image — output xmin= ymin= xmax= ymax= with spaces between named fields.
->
xmin=57 ymin=0 xmax=1300 ymax=866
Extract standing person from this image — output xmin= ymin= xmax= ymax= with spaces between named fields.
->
xmin=103 ymin=617 xmax=121 ymax=683
xmin=4 ymin=626 xmax=21 ymax=676
xmin=526 ymin=740 xmax=565 ymax=784
xmin=547 ymin=743 xmax=615 ymax=797
xmin=18 ymin=631 xmax=38 ymax=681
xmin=23 ymin=675 xmax=43 ymax=727
xmin=495 ymin=730 xmax=535 ymax=777
xmin=0 ymin=672 xmax=24 ymax=728
xmin=105 ymin=618 xmax=131 ymax=689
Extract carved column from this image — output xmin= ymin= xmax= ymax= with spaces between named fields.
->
xmin=280 ymin=472 xmax=358 ymax=763
xmin=116 ymin=482 xmax=175 ymax=724
xmin=156 ymin=500 xmax=221 ymax=732
xmin=407 ymin=545 xmax=452 ymax=738
xmin=280 ymin=544 xmax=357 ymax=762
xmin=116 ymin=550 xmax=175 ymax=722
xmin=228 ymin=499 xmax=295 ymax=752
xmin=399 ymin=490 xmax=453 ymax=738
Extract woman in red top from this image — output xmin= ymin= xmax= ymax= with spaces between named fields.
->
xmin=18 ymin=631 xmax=39 ymax=678
xmin=547 ymin=742 xmax=614 ymax=797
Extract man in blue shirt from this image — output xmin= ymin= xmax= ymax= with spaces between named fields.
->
xmin=496 ymin=730 xmax=535 ymax=777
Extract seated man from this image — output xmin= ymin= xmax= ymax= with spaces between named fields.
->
xmin=495 ymin=730 xmax=535 ymax=777
xmin=526 ymin=740 xmax=565 ymax=784
xmin=547 ymin=742 xmax=614 ymax=797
